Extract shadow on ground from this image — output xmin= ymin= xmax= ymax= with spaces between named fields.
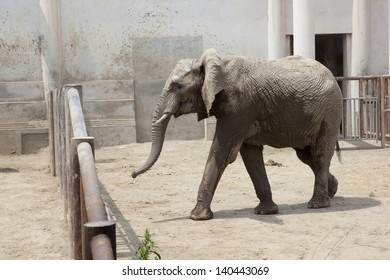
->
xmin=99 ymin=181 xmax=140 ymax=260
xmin=154 ymin=196 xmax=380 ymax=225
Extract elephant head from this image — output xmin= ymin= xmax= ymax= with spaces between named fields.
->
xmin=132 ymin=49 xmax=224 ymax=178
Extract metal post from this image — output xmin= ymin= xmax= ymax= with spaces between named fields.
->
xmin=47 ymin=90 xmax=56 ymax=176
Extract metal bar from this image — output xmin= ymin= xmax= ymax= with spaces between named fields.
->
xmin=50 ymin=85 xmax=116 ymax=259
xmin=359 ymin=80 xmax=364 ymax=139
xmin=56 ymin=89 xmax=67 ymax=196
xmin=77 ymin=142 xmax=107 ymax=223
xmin=67 ymin=88 xmax=88 ymax=138
xmin=84 ymin=221 xmax=116 ymax=260
xmin=91 ymin=234 xmax=115 ymax=260
xmin=381 ymin=77 xmax=387 ymax=147
xmin=336 ymin=75 xmax=383 ymax=81
xmin=341 ymin=98 xmax=345 ymax=139
xmin=374 ymin=79 xmax=378 ymax=139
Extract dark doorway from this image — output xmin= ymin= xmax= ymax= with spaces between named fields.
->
xmin=315 ymin=34 xmax=344 ymax=77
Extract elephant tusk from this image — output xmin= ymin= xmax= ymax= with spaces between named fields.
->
xmin=155 ymin=113 xmax=170 ymax=124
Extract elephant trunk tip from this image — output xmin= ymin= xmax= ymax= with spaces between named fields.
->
xmin=131 ymin=168 xmax=145 ymax=178
xmin=131 ymin=171 xmax=138 ymax=178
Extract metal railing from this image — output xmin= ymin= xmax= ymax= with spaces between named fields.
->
xmin=48 ymin=85 xmax=116 ymax=260
xmin=335 ymin=75 xmax=390 ymax=147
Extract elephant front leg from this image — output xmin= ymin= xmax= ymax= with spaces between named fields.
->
xmin=240 ymin=143 xmax=278 ymax=215
xmin=190 ymin=158 xmax=222 ymax=220
xmin=190 ymin=137 xmax=242 ymax=221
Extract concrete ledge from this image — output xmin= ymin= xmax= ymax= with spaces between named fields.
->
xmin=85 ymin=118 xmax=135 ymax=128
xmin=0 ymin=80 xmax=47 ymax=154
xmin=0 ymin=101 xmax=46 ymax=122
xmin=86 ymin=119 xmax=136 ymax=148
xmin=81 ymin=80 xmax=134 ymax=101
xmin=0 ymin=81 xmax=45 ymax=102
xmin=0 ymin=120 xmax=48 ymax=131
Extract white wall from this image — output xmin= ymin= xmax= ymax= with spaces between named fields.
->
xmin=60 ymin=0 xmax=269 ymax=84
xmin=0 ymin=0 xmax=42 ymax=82
xmin=1 ymin=0 xmax=387 ymax=85
xmin=0 ymin=0 xmax=47 ymax=154
xmin=285 ymin=0 xmax=353 ymax=35
xmin=370 ymin=0 xmax=389 ymax=75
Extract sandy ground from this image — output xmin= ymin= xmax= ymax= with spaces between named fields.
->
xmin=1 ymin=139 xmax=390 ymax=260
xmin=0 ymin=150 xmax=68 ymax=259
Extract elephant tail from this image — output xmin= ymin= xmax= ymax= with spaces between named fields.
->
xmin=335 ymin=141 xmax=342 ymax=163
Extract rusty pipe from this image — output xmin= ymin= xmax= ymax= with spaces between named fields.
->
xmin=77 ymin=142 xmax=107 ymax=222
xmin=91 ymin=234 xmax=115 ymax=260
xmin=67 ymin=88 xmax=88 ymax=137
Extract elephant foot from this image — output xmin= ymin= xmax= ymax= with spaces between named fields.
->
xmin=190 ymin=204 xmax=213 ymax=220
xmin=308 ymin=194 xmax=330 ymax=209
xmin=254 ymin=201 xmax=279 ymax=215
xmin=328 ymin=175 xmax=338 ymax=198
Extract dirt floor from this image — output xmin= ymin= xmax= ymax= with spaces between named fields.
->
xmin=1 ymin=139 xmax=390 ymax=260
xmin=0 ymin=150 xmax=68 ymax=259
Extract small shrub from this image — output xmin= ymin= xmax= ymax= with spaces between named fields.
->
xmin=136 ymin=229 xmax=161 ymax=260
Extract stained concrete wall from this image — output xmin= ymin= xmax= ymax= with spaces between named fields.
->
xmin=1 ymin=0 xmax=389 ymax=154
xmin=0 ymin=0 xmax=47 ymax=154
xmin=132 ymin=36 xmax=204 ymax=142
xmin=59 ymin=0 xmax=269 ymax=146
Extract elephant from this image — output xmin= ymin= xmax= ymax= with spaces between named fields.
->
xmin=132 ymin=48 xmax=342 ymax=221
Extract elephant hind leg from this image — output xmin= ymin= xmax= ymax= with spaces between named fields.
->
xmin=295 ymin=146 xmax=338 ymax=203
xmin=328 ymin=173 xmax=338 ymax=198
xmin=240 ymin=143 xmax=278 ymax=215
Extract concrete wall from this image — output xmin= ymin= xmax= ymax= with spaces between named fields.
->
xmin=0 ymin=0 xmax=389 ymax=154
xmin=0 ymin=0 xmax=47 ymax=154
xmin=285 ymin=0 xmax=353 ymax=35
xmin=370 ymin=0 xmax=389 ymax=75
xmin=58 ymin=0 xmax=269 ymax=147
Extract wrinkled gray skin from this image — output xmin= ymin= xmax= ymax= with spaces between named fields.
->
xmin=132 ymin=49 xmax=342 ymax=221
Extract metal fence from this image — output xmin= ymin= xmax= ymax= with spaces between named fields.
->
xmin=336 ymin=75 xmax=390 ymax=147
xmin=48 ymin=85 xmax=116 ymax=260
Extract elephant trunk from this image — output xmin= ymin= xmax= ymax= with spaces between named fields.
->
xmin=131 ymin=100 xmax=171 ymax=178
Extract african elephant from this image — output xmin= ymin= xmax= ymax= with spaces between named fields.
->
xmin=132 ymin=49 xmax=342 ymax=221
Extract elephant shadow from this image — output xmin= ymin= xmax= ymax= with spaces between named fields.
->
xmin=213 ymin=196 xmax=381 ymax=224
xmin=155 ymin=196 xmax=380 ymax=225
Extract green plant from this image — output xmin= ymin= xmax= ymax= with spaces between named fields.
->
xmin=136 ymin=229 xmax=161 ymax=260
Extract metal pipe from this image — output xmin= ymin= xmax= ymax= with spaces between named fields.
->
xmin=67 ymin=88 xmax=88 ymax=137
xmin=90 ymin=234 xmax=115 ymax=260
xmin=77 ymin=142 xmax=107 ymax=222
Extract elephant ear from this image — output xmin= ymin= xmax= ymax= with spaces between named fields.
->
xmin=196 ymin=49 xmax=224 ymax=119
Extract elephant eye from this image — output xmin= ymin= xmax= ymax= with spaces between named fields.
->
xmin=171 ymin=82 xmax=183 ymax=91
